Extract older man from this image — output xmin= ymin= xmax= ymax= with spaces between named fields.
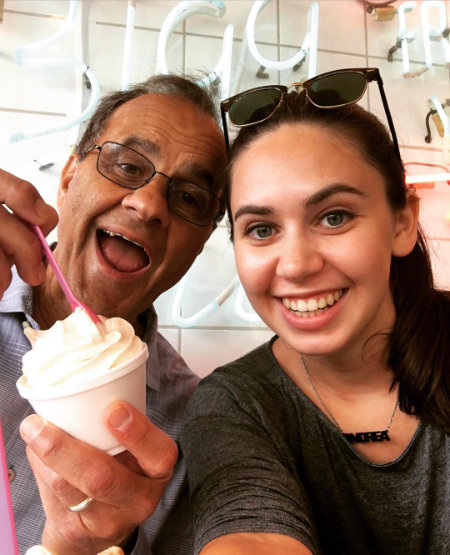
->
xmin=0 ymin=75 xmax=226 ymax=555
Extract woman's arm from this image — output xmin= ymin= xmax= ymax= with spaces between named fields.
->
xmin=181 ymin=366 xmax=320 ymax=555
xmin=200 ymin=532 xmax=313 ymax=555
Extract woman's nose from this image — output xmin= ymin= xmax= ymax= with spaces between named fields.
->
xmin=276 ymin=233 xmax=324 ymax=282
xmin=121 ymin=175 xmax=171 ymax=227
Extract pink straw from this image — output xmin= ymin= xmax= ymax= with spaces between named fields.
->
xmin=32 ymin=225 xmax=106 ymax=336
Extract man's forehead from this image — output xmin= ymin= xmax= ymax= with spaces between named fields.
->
xmin=110 ymin=93 xmax=206 ymax=127
xmin=102 ymin=93 xmax=223 ymax=149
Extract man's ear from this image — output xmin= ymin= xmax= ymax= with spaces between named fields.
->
xmin=57 ymin=154 xmax=79 ymax=209
xmin=392 ymin=190 xmax=420 ymax=257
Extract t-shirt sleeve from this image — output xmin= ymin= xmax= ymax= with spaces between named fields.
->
xmin=180 ymin=369 xmax=320 ymax=555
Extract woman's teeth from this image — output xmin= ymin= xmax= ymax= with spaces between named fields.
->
xmin=282 ymin=290 xmax=344 ymax=318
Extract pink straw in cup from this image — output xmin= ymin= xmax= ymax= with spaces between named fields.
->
xmin=31 ymin=225 xmax=106 ymax=338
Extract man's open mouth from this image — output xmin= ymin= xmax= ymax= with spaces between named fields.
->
xmin=96 ymin=229 xmax=151 ymax=273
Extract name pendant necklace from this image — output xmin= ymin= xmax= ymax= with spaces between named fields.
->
xmin=300 ymin=355 xmax=399 ymax=445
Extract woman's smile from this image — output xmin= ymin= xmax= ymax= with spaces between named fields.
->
xmin=276 ymin=288 xmax=349 ymax=332
xmin=281 ymin=288 xmax=345 ymax=317
xmin=231 ymin=123 xmax=401 ymax=357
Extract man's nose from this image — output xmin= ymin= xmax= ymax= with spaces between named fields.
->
xmin=276 ymin=231 xmax=325 ymax=282
xmin=121 ymin=175 xmax=170 ymax=227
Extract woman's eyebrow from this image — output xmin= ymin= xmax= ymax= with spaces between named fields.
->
xmin=234 ymin=205 xmax=274 ymax=221
xmin=304 ymin=184 xmax=367 ymax=208
xmin=234 ymin=184 xmax=366 ymax=222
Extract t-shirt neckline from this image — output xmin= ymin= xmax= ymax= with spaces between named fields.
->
xmin=265 ymin=336 xmax=424 ymax=469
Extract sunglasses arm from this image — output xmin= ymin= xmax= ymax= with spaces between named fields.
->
xmin=221 ymin=109 xmax=231 ymax=150
xmin=376 ymin=76 xmax=401 ymax=161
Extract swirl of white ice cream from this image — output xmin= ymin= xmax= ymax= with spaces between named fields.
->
xmin=22 ymin=308 xmax=145 ymax=388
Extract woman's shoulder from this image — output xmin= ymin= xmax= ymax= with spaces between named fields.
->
xmin=184 ymin=336 xmax=290 ymax=420
xmin=199 ymin=336 xmax=281 ymax=389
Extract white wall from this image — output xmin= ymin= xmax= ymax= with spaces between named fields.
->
xmin=1 ymin=0 xmax=449 ymax=378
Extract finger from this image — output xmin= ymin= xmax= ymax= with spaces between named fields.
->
xmin=114 ymin=451 xmax=146 ymax=476
xmin=27 ymin=447 xmax=134 ymax=552
xmin=0 ymin=249 xmax=13 ymax=297
xmin=20 ymin=415 xmax=165 ymax=513
xmin=0 ymin=168 xmax=58 ymax=234
xmin=26 ymin=445 xmax=89 ymax=515
xmin=104 ymin=401 xmax=178 ymax=480
xmin=27 ymin=444 xmax=138 ymax=545
xmin=0 ymin=205 xmax=46 ymax=286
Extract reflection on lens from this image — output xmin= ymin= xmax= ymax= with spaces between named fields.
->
xmin=308 ymin=73 xmax=366 ymax=107
xmin=169 ymin=181 xmax=219 ymax=225
xmin=230 ymin=89 xmax=283 ymax=126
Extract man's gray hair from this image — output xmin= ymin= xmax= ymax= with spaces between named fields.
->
xmin=76 ymin=74 xmax=219 ymax=160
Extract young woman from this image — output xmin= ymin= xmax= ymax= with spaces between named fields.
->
xmin=181 ymin=69 xmax=450 ymax=555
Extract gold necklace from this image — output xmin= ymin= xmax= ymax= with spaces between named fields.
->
xmin=300 ymin=355 xmax=399 ymax=444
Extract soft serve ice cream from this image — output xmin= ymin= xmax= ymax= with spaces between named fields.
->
xmin=17 ymin=309 xmax=149 ymax=455
xmin=22 ymin=308 xmax=144 ymax=388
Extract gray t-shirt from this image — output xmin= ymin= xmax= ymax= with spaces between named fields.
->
xmin=181 ymin=338 xmax=449 ymax=555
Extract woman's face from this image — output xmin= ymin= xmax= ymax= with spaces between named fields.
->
xmin=231 ymin=123 xmax=410 ymax=359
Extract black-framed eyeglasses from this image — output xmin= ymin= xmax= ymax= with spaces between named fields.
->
xmin=220 ymin=68 xmax=401 ymax=161
xmin=85 ymin=141 xmax=223 ymax=227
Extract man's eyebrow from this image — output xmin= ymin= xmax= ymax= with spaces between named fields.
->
xmin=183 ymin=162 xmax=215 ymax=189
xmin=120 ymin=141 xmax=216 ymax=189
xmin=122 ymin=136 xmax=160 ymax=157
xmin=303 ymin=184 xmax=367 ymax=208
xmin=233 ymin=184 xmax=366 ymax=222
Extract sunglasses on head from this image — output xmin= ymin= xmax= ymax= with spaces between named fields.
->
xmin=220 ymin=68 xmax=400 ymax=161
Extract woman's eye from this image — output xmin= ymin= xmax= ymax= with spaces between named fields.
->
xmin=247 ymin=225 xmax=273 ymax=240
xmin=320 ymin=211 xmax=353 ymax=228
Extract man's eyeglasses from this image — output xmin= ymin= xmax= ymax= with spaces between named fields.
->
xmin=220 ymin=68 xmax=400 ymax=161
xmin=85 ymin=141 xmax=223 ymax=227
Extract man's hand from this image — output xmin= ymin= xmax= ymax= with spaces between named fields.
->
xmin=26 ymin=545 xmax=124 ymax=555
xmin=20 ymin=401 xmax=178 ymax=555
xmin=0 ymin=168 xmax=58 ymax=300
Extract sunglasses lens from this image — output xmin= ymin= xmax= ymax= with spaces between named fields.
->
xmin=308 ymin=72 xmax=367 ymax=107
xmin=229 ymin=89 xmax=283 ymax=126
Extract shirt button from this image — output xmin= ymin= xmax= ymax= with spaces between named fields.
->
xmin=8 ymin=467 xmax=15 ymax=483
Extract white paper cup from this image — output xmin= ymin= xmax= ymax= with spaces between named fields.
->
xmin=17 ymin=346 xmax=149 ymax=456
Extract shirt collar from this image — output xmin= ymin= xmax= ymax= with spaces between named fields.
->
xmin=0 ymin=267 xmax=36 ymax=324
xmin=141 ymin=304 xmax=162 ymax=392
xmin=0 ymin=268 xmax=163 ymax=391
